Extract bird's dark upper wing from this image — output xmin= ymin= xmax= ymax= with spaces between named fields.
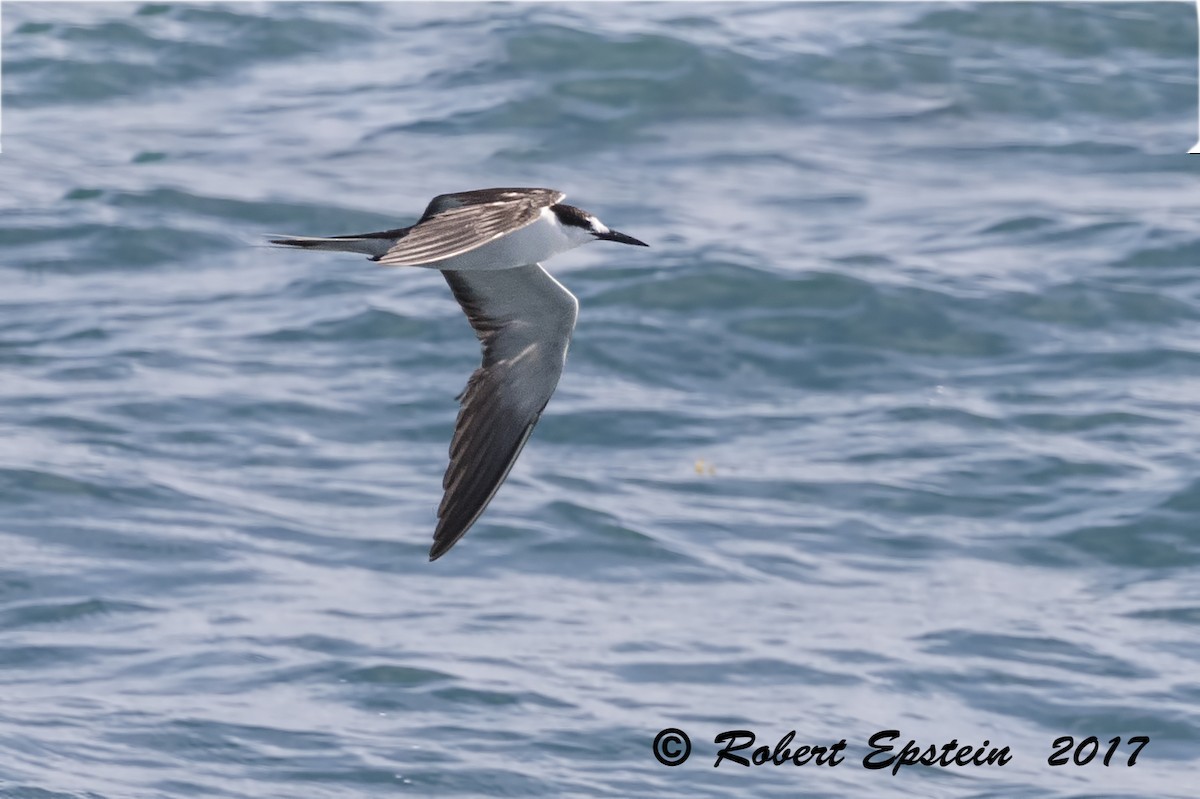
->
xmin=377 ymin=189 xmax=566 ymax=267
xmin=429 ymin=264 xmax=579 ymax=561
xmin=419 ymin=188 xmax=565 ymax=220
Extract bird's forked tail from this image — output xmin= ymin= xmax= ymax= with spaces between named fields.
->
xmin=268 ymin=227 xmax=409 ymax=260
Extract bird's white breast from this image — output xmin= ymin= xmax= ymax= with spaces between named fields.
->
xmin=429 ymin=208 xmax=587 ymax=271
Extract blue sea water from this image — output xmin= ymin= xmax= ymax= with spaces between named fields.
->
xmin=2 ymin=2 xmax=1200 ymax=796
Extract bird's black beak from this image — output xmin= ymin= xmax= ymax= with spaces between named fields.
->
xmin=596 ymin=229 xmax=649 ymax=247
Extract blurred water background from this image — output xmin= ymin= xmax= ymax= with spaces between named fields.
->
xmin=2 ymin=2 xmax=1200 ymax=797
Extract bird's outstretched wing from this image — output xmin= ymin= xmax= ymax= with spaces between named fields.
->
xmin=377 ymin=188 xmax=566 ymax=267
xmin=430 ymin=263 xmax=579 ymax=560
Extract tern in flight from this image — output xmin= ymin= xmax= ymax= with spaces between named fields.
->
xmin=271 ymin=188 xmax=648 ymax=560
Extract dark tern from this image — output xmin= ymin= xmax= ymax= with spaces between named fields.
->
xmin=270 ymin=188 xmax=648 ymax=560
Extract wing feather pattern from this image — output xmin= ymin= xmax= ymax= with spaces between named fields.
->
xmin=378 ymin=189 xmax=565 ymax=267
xmin=429 ymin=264 xmax=579 ymax=560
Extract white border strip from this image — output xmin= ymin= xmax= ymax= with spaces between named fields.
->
xmin=1192 ymin=0 xmax=1200 ymax=153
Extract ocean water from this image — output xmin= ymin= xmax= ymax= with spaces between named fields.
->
xmin=2 ymin=2 xmax=1200 ymax=796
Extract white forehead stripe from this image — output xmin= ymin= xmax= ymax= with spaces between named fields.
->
xmin=589 ymin=216 xmax=609 ymax=234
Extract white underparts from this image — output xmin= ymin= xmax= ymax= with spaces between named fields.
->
xmin=427 ymin=207 xmax=592 ymax=272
